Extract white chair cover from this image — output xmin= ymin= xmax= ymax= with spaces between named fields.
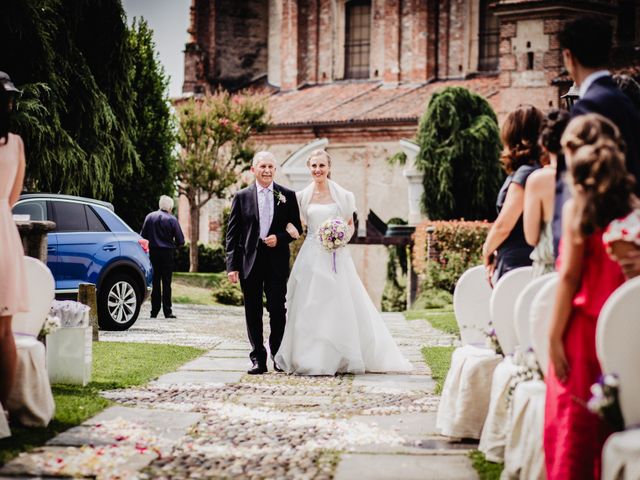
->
xmin=529 ymin=276 xmax=559 ymax=376
xmin=597 ymin=276 xmax=640 ymax=427
xmin=12 ymin=257 xmax=55 ymax=337
xmin=453 ymin=265 xmax=493 ymax=345
xmin=479 ymin=355 xmax=521 ymax=462
xmin=514 ymin=273 xmax=558 ymax=352
xmin=436 ymin=344 xmax=502 ymax=439
xmin=490 ymin=267 xmax=533 ymax=355
xmin=502 ymin=380 xmax=546 ymax=480
xmin=7 ymin=337 xmax=55 ymax=427
xmin=7 ymin=257 xmax=56 ymax=427
xmin=602 ymin=430 xmax=640 ymax=480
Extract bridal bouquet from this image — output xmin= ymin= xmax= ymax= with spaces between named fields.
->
xmin=318 ymin=217 xmax=349 ymax=272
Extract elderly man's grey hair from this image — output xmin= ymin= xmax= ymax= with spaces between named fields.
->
xmin=159 ymin=195 xmax=174 ymax=212
xmin=252 ymin=150 xmax=276 ymax=167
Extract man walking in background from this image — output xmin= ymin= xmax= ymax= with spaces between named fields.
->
xmin=141 ymin=195 xmax=185 ymax=319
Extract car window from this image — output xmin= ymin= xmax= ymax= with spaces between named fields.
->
xmin=86 ymin=205 xmax=108 ymax=232
xmin=53 ymin=201 xmax=89 ymax=232
xmin=13 ymin=200 xmax=47 ymax=221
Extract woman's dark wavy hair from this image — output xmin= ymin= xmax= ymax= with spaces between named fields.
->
xmin=562 ymin=114 xmax=635 ymax=236
xmin=500 ymin=104 xmax=543 ymax=174
xmin=539 ymin=108 xmax=570 ymax=169
xmin=0 ymin=88 xmax=10 ymax=143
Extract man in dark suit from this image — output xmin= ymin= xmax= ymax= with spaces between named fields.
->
xmin=553 ymin=15 xmax=640 ymax=268
xmin=226 ymin=151 xmax=303 ymax=374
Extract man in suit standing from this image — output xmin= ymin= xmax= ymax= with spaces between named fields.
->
xmin=553 ymin=15 xmax=640 ymax=274
xmin=226 ymin=151 xmax=303 ymax=374
xmin=141 ymin=195 xmax=185 ymax=319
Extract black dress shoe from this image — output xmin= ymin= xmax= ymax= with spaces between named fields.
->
xmin=165 ymin=314 xmax=177 ymax=319
xmin=247 ymin=364 xmax=267 ymax=375
xmin=150 ymin=313 xmax=158 ymax=319
xmin=273 ymin=362 xmax=284 ymax=373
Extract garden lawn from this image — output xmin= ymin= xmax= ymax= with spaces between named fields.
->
xmin=420 ymin=345 xmax=455 ymax=395
xmin=469 ymin=450 xmax=503 ymax=480
xmin=173 ymin=272 xmax=225 ymax=306
xmin=0 ymin=342 xmax=204 ymax=465
xmin=405 ymin=307 xmax=459 ymax=337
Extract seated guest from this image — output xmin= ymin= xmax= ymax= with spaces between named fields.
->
xmin=545 ymin=114 xmax=629 ymax=480
xmin=482 ymin=105 xmax=542 ymax=285
xmin=523 ymin=109 xmax=570 ymax=277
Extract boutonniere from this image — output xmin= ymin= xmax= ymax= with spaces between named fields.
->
xmin=274 ymin=190 xmax=287 ymax=205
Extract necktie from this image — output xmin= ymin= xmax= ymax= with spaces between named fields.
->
xmin=260 ymin=188 xmax=271 ymax=239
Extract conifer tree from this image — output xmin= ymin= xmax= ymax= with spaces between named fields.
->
xmin=416 ymin=87 xmax=503 ymax=220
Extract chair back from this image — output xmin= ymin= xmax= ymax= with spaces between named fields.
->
xmin=514 ymin=272 xmax=558 ymax=352
xmin=490 ymin=266 xmax=533 ymax=355
xmin=597 ymin=277 xmax=640 ymax=427
xmin=12 ymin=257 xmax=55 ymax=337
xmin=529 ymin=276 xmax=559 ymax=375
xmin=453 ymin=265 xmax=493 ymax=345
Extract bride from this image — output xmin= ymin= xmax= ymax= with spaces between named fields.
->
xmin=275 ymin=149 xmax=413 ymax=375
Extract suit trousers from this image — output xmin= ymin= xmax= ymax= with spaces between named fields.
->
xmin=150 ymin=248 xmax=175 ymax=317
xmin=240 ymin=244 xmax=287 ymax=366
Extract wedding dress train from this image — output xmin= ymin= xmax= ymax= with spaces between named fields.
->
xmin=275 ymin=202 xmax=412 ymax=375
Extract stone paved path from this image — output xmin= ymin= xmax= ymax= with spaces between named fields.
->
xmin=1 ymin=303 xmax=477 ymax=479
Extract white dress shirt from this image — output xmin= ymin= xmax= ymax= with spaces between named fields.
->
xmin=578 ymin=70 xmax=610 ymax=98
xmin=257 ymin=182 xmax=274 ymax=239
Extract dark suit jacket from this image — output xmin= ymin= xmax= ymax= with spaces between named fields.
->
xmin=552 ymin=75 xmax=640 ymax=257
xmin=225 ymin=182 xmax=303 ymax=279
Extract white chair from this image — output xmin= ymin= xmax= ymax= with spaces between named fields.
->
xmin=7 ymin=257 xmax=55 ymax=427
xmin=437 ymin=266 xmax=502 ymax=440
xmin=529 ymin=276 xmax=559 ymax=376
xmin=514 ymin=272 xmax=558 ymax=352
xmin=503 ymin=379 xmax=546 ymax=480
xmin=490 ymin=266 xmax=533 ymax=356
xmin=597 ymin=277 xmax=640 ymax=480
xmin=453 ymin=265 xmax=493 ymax=345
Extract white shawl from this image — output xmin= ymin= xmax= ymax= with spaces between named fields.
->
xmin=297 ymin=179 xmax=357 ymax=227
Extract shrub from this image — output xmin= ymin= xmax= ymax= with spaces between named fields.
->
xmin=412 ymin=288 xmax=453 ymax=309
xmin=413 ymin=220 xmax=490 ymax=293
xmin=175 ymin=243 xmax=226 ymax=273
xmin=381 ymin=277 xmax=407 ymax=312
xmin=211 ymin=280 xmax=244 ymax=306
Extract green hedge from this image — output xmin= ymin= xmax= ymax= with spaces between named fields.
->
xmin=414 ymin=220 xmax=490 ymax=293
xmin=175 ymin=243 xmax=226 ymax=273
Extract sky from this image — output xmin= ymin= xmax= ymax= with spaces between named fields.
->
xmin=121 ymin=0 xmax=191 ymax=98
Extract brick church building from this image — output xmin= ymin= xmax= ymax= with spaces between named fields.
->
xmin=180 ymin=0 xmax=639 ymax=305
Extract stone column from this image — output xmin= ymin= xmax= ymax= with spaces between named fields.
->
xmin=16 ymin=221 xmax=56 ymax=263
xmin=399 ymin=139 xmax=425 ymax=226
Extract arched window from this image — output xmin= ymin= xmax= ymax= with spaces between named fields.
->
xmin=478 ymin=0 xmax=499 ymax=72
xmin=345 ymin=0 xmax=371 ymax=79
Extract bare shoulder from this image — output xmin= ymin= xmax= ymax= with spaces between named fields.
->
xmin=527 ymin=168 xmax=555 ymax=186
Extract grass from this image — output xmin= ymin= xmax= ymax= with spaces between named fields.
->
xmin=172 ymin=272 xmax=225 ymax=306
xmin=420 ymin=345 xmax=455 ymax=394
xmin=0 ymin=342 xmax=204 ymax=465
xmin=405 ymin=306 xmax=460 ymax=337
xmin=469 ymin=450 xmax=504 ymax=480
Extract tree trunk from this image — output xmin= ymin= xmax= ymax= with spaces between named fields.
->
xmin=189 ymin=197 xmax=200 ymax=272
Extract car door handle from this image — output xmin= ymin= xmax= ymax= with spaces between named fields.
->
xmin=102 ymin=245 xmax=117 ymax=252
xmin=47 ymin=246 xmax=56 ymax=253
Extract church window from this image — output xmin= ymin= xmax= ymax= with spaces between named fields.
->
xmin=478 ymin=0 xmax=499 ymax=72
xmin=345 ymin=0 xmax=371 ymax=79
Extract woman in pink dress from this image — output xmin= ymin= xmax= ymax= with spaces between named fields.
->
xmin=544 ymin=114 xmax=632 ymax=479
xmin=0 ymin=72 xmax=28 ymax=410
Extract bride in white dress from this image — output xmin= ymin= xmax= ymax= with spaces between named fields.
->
xmin=275 ymin=149 xmax=412 ymax=375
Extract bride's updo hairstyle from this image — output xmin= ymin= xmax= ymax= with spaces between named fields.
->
xmin=307 ymin=149 xmax=332 ymax=179
xmin=500 ymin=104 xmax=543 ymax=174
xmin=561 ymin=113 xmax=635 ymax=236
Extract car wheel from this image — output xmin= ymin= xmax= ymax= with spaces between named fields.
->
xmin=98 ymin=273 xmax=142 ymax=330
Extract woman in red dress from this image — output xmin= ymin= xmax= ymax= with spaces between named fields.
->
xmin=544 ymin=114 xmax=633 ymax=479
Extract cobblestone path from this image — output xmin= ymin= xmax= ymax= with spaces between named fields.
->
xmin=1 ymin=303 xmax=477 ymax=479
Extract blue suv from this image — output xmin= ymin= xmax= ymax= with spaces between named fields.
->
xmin=13 ymin=194 xmax=153 ymax=330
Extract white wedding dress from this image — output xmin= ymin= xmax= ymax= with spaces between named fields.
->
xmin=275 ymin=202 xmax=413 ymax=375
